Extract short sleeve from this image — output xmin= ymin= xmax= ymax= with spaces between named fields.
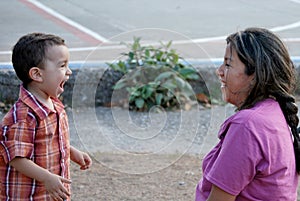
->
xmin=205 ymin=122 xmax=263 ymax=195
xmin=0 ymin=122 xmax=35 ymax=164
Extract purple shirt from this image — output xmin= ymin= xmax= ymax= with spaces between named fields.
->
xmin=196 ymin=99 xmax=298 ymax=201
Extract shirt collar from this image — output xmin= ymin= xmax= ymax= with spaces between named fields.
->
xmin=19 ymin=85 xmax=65 ymax=120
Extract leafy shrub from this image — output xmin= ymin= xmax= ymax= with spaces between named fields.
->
xmin=108 ymin=37 xmax=203 ymax=111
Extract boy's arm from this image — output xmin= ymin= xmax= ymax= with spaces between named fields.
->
xmin=9 ymin=157 xmax=71 ymax=200
xmin=70 ymin=146 xmax=92 ymax=170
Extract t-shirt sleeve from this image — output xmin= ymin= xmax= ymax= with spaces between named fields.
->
xmin=0 ymin=122 xmax=35 ymax=164
xmin=205 ymin=122 xmax=262 ymax=195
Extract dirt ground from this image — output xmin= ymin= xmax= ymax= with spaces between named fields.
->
xmin=68 ymin=98 xmax=300 ymax=201
xmin=70 ymin=152 xmax=300 ymax=201
xmin=70 ymin=153 xmax=202 ymax=201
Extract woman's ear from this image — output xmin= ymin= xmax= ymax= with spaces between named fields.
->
xmin=29 ymin=67 xmax=43 ymax=82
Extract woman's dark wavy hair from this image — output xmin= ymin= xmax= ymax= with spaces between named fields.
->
xmin=226 ymin=27 xmax=300 ymax=173
xmin=12 ymin=33 xmax=65 ymax=86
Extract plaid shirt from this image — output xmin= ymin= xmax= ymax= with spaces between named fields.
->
xmin=0 ymin=85 xmax=70 ymax=201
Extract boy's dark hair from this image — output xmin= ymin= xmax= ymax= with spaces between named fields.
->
xmin=12 ymin=33 xmax=66 ymax=85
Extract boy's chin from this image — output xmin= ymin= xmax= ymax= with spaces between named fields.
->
xmin=50 ymin=91 xmax=63 ymax=99
xmin=57 ymin=87 xmax=64 ymax=96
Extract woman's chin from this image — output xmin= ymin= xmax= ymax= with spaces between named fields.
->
xmin=221 ymin=88 xmax=228 ymax=102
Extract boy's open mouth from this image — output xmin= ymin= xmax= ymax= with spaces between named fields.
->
xmin=60 ymin=80 xmax=67 ymax=90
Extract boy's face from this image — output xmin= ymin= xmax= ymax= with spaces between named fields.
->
xmin=39 ymin=45 xmax=72 ymax=98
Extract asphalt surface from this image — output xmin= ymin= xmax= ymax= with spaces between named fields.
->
xmin=0 ymin=0 xmax=300 ymax=65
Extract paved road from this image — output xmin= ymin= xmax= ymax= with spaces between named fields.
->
xmin=1 ymin=0 xmax=300 ymax=65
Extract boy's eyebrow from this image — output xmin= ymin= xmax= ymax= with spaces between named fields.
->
xmin=57 ymin=59 xmax=68 ymax=65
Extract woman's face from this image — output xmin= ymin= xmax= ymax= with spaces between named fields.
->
xmin=216 ymin=43 xmax=254 ymax=107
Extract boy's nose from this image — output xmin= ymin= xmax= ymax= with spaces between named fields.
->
xmin=67 ymin=67 xmax=72 ymax=75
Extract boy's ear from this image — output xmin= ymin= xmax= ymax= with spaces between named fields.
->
xmin=29 ymin=67 xmax=43 ymax=82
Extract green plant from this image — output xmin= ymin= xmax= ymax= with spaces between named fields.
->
xmin=108 ymin=37 xmax=202 ymax=111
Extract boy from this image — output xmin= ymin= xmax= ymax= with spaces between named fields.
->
xmin=0 ymin=33 xmax=92 ymax=200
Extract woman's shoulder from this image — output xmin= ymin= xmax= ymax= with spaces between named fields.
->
xmin=234 ymin=99 xmax=287 ymax=136
xmin=235 ymin=98 xmax=280 ymax=121
xmin=219 ymin=99 xmax=282 ymax=136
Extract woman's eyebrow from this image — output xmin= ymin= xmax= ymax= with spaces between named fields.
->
xmin=224 ymin=57 xmax=232 ymax=62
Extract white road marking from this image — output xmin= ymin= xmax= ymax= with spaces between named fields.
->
xmin=25 ymin=0 xmax=109 ymax=43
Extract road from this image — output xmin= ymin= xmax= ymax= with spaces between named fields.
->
xmin=0 ymin=0 xmax=300 ymax=65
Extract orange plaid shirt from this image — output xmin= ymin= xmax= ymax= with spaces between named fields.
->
xmin=0 ymin=85 xmax=70 ymax=201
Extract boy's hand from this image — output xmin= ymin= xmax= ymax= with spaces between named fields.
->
xmin=43 ymin=173 xmax=71 ymax=201
xmin=9 ymin=157 xmax=72 ymax=200
xmin=78 ymin=152 xmax=92 ymax=170
xmin=70 ymin=146 xmax=92 ymax=170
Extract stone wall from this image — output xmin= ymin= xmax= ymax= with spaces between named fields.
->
xmin=0 ymin=64 xmax=299 ymax=108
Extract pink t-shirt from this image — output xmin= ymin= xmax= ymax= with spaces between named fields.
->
xmin=195 ymin=99 xmax=298 ymax=201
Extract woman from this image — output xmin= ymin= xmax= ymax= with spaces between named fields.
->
xmin=195 ymin=27 xmax=299 ymax=201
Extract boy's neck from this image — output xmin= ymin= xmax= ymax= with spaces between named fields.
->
xmin=26 ymin=83 xmax=55 ymax=110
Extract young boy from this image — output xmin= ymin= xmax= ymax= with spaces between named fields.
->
xmin=0 ymin=33 xmax=92 ymax=200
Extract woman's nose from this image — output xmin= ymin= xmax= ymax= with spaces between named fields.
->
xmin=216 ymin=64 xmax=224 ymax=77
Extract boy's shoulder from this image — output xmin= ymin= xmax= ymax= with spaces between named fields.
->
xmin=1 ymin=100 xmax=37 ymax=127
